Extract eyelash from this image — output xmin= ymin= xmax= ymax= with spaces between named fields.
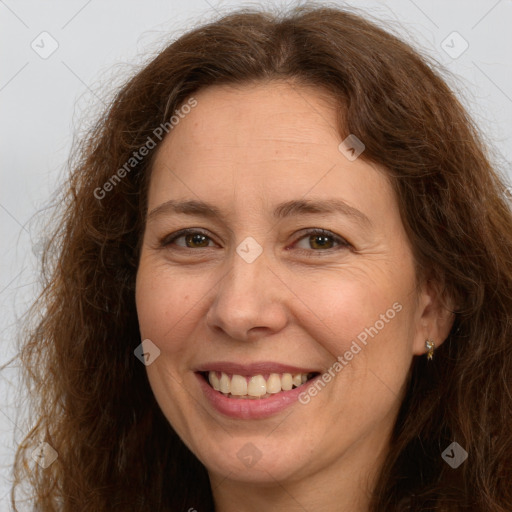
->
xmin=160 ymin=228 xmax=351 ymax=255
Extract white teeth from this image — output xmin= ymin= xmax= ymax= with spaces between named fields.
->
xmin=207 ymin=371 xmax=314 ymax=398
xmin=247 ymin=375 xmax=266 ymax=397
xmin=266 ymin=373 xmax=282 ymax=394
xmin=209 ymin=371 xmax=220 ymax=390
xmin=230 ymin=374 xmax=247 ymax=395
xmin=292 ymin=374 xmax=302 ymax=387
xmin=281 ymin=373 xmax=293 ymax=391
xmin=219 ymin=372 xmax=231 ymax=394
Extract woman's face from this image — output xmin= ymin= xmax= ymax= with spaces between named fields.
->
xmin=135 ymin=81 xmax=449 ymax=492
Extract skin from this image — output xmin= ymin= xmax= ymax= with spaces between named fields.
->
xmin=135 ymin=80 xmax=454 ymax=511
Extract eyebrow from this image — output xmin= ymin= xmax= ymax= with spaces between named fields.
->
xmin=147 ymin=198 xmax=372 ymax=228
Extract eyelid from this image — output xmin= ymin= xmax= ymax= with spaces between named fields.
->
xmin=290 ymin=228 xmax=351 ymax=251
xmin=160 ymin=227 xmax=351 ymax=252
xmin=160 ymin=227 xmax=219 ymax=248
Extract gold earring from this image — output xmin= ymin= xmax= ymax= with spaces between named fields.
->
xmin=425 ymin=339 xmax=435 ymax=360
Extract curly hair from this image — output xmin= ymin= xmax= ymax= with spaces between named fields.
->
xmin=11 ymin=4 xmax=512 ymax=511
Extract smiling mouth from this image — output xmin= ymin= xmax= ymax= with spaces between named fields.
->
xmin=199 ymin=371 xmax=320 ymax=399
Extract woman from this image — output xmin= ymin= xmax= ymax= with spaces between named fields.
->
xmin=12 ymin=5 xmax=512 ymax=511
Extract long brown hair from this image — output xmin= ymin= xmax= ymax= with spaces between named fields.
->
xmin=12 ymin=5 xmax=512 ymax=511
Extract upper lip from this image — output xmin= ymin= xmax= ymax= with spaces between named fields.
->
xmin=194 ymin=361 xmax=321 ymax=375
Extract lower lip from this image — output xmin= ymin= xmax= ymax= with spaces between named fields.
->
xmin=196 ymin=373 xmax=319 ymax=420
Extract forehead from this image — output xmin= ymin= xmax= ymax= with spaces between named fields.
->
xmin=148 ymin=81 xmax=393 ymax=218
xmin=161 ymin=81 xmax=340 ymax=152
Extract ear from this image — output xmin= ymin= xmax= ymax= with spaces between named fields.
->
xmin=412 ymin=277 xmax=456 ymax=356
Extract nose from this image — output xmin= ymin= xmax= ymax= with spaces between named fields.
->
xmin=205 ymin=248 xmax=289 ymax=342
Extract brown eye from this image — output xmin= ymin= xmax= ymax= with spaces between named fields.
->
xmin=184 ymin=233 xmax=211 ymax=248
xmin=294 ymin=229 xmax=349 ymax=252
xmin=162 ymin=229 xmax=216 ymax=249
xmin=308 ymin=234 xmax=335 ymax=250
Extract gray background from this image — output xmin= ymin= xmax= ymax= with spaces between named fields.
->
xmin=1 ymin=0 xmax=511 ymax=509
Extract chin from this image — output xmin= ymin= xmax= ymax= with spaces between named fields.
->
xmin=197 ymin=436 xmax=312 ymax=484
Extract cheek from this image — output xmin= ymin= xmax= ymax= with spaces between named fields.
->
xmin=289 ymin=270 xmax=400 ymax=355
xmin=294 ymin=270 xmax=413 ymax=402
xmin=135 ymin=259 xmax=201 ymax=353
